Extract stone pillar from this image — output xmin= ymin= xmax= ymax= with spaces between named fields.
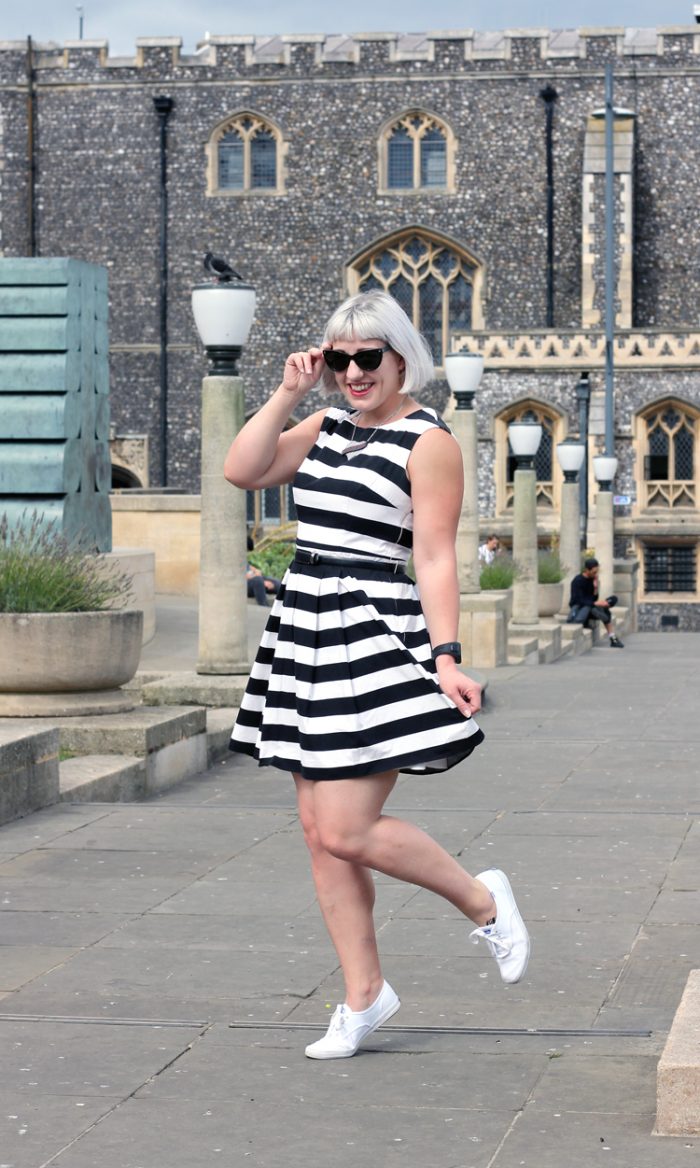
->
xmin=613 ymin=557 xmax=639 ymax=632
xmin=511 ymin=467 xmax=539 ymax=625
xmin=595 ymin=488 xmax=615 ymax=601
xmin=559 ymin=477 xmax=581 ymax=615
xmin=451 ymin=405 xmax=480 ymax=594
xmin=197 ymin=375 xmax=249 ymax=674
xmin=581 ymin=112 xmax=635 ymax=330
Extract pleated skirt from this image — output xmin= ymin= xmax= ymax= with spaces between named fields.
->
xmin=229 ymin=559 xmax=484 ymax=780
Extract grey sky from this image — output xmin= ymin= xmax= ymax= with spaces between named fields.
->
xmin=5 ymin=2 xmax=696 ymax=57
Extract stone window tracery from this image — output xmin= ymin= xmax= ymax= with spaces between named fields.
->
xmin=496 ymin=402 xmax=565 ymax=514
xmin=207 ymin=113 xmax=284 ymax=196
xmin=348 ymin=229 xmax=483 ymax=363
xmin=380 ymin=112 xmax=454 ymax=193
xmin=638 ymin=401 xmax=699 ymax=510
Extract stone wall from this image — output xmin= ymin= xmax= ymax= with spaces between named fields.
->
xmin=1 ymin=28 xmax=700 ymax=488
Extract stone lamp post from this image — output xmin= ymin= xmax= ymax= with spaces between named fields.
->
xmin=509 ymin=418 xmax=543 ymax=626
xmin=593 ymin=454 xmax=618 ymax=601
xmin=444 ymin=352 xmax=484 ymax=594
xmin=556 ymin=438 xmax=586 ymax=616
xmin=191 ymin=274 xmax=256 ymax=674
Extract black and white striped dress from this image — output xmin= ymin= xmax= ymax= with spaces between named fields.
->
xmin=230 ymin=405 xmax=484 ymax=780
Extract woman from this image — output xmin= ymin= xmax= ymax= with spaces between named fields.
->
xmin=225 ymin=291 xmax=529 ymax=1059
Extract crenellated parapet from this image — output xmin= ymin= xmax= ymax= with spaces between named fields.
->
xmin=1 ymin=26 xmax=700 ymax=80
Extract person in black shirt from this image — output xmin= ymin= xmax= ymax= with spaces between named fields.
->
xmin=246 ymin=535 xmax=282 ymax=607
xmin=568 ymin=557 xmax=624 ymax=647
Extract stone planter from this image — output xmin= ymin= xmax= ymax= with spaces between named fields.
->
xmin=538 ymin=581 xmax=564 ymax=618
xmin=0 ymin=609 xmax=144 ymax=716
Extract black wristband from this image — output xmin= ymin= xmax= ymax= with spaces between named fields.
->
xmin=432 ymin=641 xmax=462 ymax=665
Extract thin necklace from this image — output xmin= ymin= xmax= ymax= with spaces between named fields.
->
xmin=342 ymin=402 xmax=406 ymax=455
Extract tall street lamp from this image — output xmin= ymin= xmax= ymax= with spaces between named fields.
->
xmin=509 ymin=418 xmax=543 ymax=627
xmin=191 ymin=263 xmax=256 ymax=674
xmin=593 ymin=454 xmax=618 ymax=601
xmin=556 ymin=438 xmax=586 ymax=616
xmin=444 ymin=352 xmax=484 ymax=594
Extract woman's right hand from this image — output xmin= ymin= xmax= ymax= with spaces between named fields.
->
xmin=281 ymin=347 xmax=326 ymax=400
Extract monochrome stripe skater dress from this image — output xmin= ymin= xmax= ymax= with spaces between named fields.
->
xmin=229 ymin=405 xmax=485 ymax=780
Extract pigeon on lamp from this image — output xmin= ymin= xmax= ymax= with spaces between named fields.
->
xmin=203 ymin=252 xmax=243 ymax=282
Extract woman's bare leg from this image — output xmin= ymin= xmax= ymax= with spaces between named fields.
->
xmin=294 ymin=774 xmax=383 ymax=1011
xmin=294 ymin=771 xmax=495 ymax=1011
xmin=311 ymin=773 xmax=495 ymax=918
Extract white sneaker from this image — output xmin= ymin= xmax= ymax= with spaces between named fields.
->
xmin=470 ymin=868 xmax=530 ymax=984
xmin=305 ymin=981 xmax=400 ymax=1059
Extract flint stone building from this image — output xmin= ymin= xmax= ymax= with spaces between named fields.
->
xmin=1 ymin=25 xmax=700 ymax=627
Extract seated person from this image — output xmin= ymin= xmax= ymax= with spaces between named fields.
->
xmin=478 ymin=533 xmax=500 ymax=564
xmin=568 ymin=557 xmax=623 ymax=648
xmin=246 ymin=535 xmax=282 ymax=607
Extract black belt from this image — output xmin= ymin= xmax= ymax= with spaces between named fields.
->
xmin=294 ymin=549 xmax=406 ymax=574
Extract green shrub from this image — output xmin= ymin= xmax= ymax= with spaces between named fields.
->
xmin=248 ymin=540 xmax=295 ymax=581
xmin=0 ymin=513 xmax=132 ymax=613
xmin=480 ymin=556 xmax=518 ymax=589
xmin=537 ymin=550 xmax=566 ymax=584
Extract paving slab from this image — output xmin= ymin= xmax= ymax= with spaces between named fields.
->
xmin=0 ymin=1090 xmax=121 ymax=1167
xmin=647 ymin=890 xmax=700 ymax=925
xmin=0 ymin=946 xmax=78 ymax=991
xmin=137 ymin=1024 xmax=545 ymax=1111
xmin=0 ymin=910 xmax=132 ymax=947
xmin=493 ymin=1106 xmax=697 ymax=1168
xmin=45 ymin=1094 xmax=514 ymax=1168
xmin=0 ymin=1017 xmax=201 ymax=1095
xmin=0 ymin=626 xmax=696 ymax=1166
xmin=93 ymin=911 xmax=337 ymax=954
xmin=0 ymin=803 xmax=112 ymax=850
xmin=0 ymin=846 xmax=229 ymax=883
xmin=402 ymin=879 xmax=661 ymax=924
xmin=43 ymin=804 xmax=297 ymax=853
xmin=0 ymin=874 xmax=194 ymax=914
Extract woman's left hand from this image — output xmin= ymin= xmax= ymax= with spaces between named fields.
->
xmin=436 ymin=660 xmax=482 ymax=717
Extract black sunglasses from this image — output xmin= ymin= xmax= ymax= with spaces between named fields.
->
xmin=323 ymin=346 xmax=391 ymax=373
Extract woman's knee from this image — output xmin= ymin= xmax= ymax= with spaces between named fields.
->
xmin=316 ymin=825 xmax=367 ymax=864
xmin=296 ymin=801 xmax=323 ymax=853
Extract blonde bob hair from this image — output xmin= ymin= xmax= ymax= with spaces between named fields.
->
xmin=318 ymin=290 xmax=435 ymax=396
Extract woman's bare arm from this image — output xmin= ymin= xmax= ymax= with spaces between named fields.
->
xmin=224 ymin=348 xmax=327 ymax=489
xmin=409 ymin=428 xmax=482 ymax=716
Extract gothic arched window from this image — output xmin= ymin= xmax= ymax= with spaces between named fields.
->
xmin=496 ymin=402 xmax=565 ymax=513
xmin=348 ymin=229 xmax=483 ymax=363
xmin=380 ymin=112 xmax=454 ymax=193
xmin=638 ymin=401 xmax=699 ymax=509
xmin=207 ymin=113 xmax=284 ymax=195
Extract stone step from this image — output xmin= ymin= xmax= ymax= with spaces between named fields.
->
xmin=141 ymin=672 xmax=248 ymax=709
xmin=0 ymin=725 xmax=59 ymax=826
xmin=206 ymin=707 xmax=238 ymax=764
xmin=539 ymin=638 xmax=572 ymax=664
xmin=559 ymin=624 xmax=592 ymax=655
xmin=535 ymin=621 xmax=563 ymax=664
xmin=0 ymin=705 xmax=240 ymax=812
xmin=656 ymin=969 xmax=700 ymax=1136
xmin=0 ymin=706 xmax=207 ymax=798
xmin=59 ymin=754 xmax=146 ymax=802
xmin=507 ymin=635 xmax=540 ymax=666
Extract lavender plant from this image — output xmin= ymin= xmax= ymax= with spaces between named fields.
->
xmin=0 ymin=513 xmax=132 ymax=613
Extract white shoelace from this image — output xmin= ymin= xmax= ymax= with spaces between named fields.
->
xmin=326 ymin=1004 xmax=349 ymax=1036
xmin=469 ymin=924 xmax=512 ymax=957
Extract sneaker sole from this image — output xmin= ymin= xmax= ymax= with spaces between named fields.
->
xmin=305 ymin=997 xmax=401 ymax=1060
